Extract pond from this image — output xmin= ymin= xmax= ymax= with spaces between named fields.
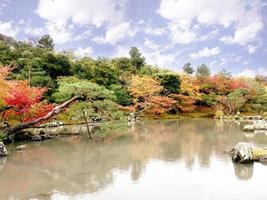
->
xmin=1 ymin=119 xmax=267 ymax=200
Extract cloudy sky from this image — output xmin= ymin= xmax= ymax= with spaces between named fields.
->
xmin=0 ymin=0 xmax=267 ymax=76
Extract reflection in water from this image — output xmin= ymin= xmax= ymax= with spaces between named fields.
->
xmin=233 ymin=163 xmax=254 ymax=180
xmin=0 ymin=119 xmax=267 ymax=200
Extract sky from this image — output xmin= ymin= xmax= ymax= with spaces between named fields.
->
xmin=0 ymin=0 xmax=267 ymax=76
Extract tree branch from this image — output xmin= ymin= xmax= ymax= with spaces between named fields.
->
xmin=3 ymin=95 xmax=80 ymax=136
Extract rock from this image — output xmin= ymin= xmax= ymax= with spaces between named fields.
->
xmin=231 ymin=142 xmax=267 ymax=163
xmin=31 ymin=135 xmax=42 ymax=141
xmin=243 ymin=120 xmax=267 ymax=131
xmin=231 ymin=142 xmax=253 ymax=163
xmin=39 ymin=120 xmax=64 ymax=128
xmin=243 ymin=125 xmax=254 ymax=131
xmin=16 ymin=144 xmax=27 ymax=151
xmin=0 ymin=142 xmax=7 ymax=156
xmin=41 ymin=134 xmax=54 ymax=140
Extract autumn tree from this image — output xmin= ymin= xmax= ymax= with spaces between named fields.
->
xmin=0 ymin=66 xmax=54 ymax=122
xmin=129 ymin=75 xmax=174 ymax=115
xmin=217 ymin=89 xmax=246 ymax=115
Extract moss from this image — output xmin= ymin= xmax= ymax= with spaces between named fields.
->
xmin=252 ymin=149 xmax=267 ymax=160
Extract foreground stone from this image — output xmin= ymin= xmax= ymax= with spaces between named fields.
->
xmin=0 ymin=142 xmax=7 ymax=156
xmin=231 ymin=142 xmax=267 ymax=163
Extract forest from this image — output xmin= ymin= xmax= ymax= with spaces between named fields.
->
xmin=0 ymin=34 xmax=267 ymax=139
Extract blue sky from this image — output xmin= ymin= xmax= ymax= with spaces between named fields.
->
xmin=0 ymin=0 xmax=266 ymax=76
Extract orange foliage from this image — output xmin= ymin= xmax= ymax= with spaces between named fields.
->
xmin=145 ymin=96 xmax=175 ymax=115
xmin=169 ymin=94 xmax=196 ymax=112
xmin=0 ymin=66 xmax=54 ymax=122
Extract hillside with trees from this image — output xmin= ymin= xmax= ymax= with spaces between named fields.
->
xmin=0 ymin=34 xmax=267 ymax=138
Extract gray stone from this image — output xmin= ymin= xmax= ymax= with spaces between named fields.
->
xmin=16 ymin=144 xmax=27 ymax=151
xmin=31 ymin=135 xmax=42 ymax=141
xmin=231 ymin=142 xmax=253 ymax=163
xmin=0 ymin=142 xmax=7 ymax=156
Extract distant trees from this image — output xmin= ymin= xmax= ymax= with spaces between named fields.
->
xmin=37 ymin=34 xmax=55 ymax=50
xmin=183 ymin=62 xmax=194 ymax=74
xmin=196 ymin=64 xmax=210 ymax=78
xmin=129 ymin=47 xmax=145 ymax=70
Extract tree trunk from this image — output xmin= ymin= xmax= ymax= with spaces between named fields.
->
xmin=2 ymin=95 xmax=80 ymax=136
xmin=82 ymin=109 xmax=93 ymax=139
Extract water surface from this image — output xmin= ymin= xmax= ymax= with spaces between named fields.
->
xmin=1 ymin=119 xmax=267 ymax=200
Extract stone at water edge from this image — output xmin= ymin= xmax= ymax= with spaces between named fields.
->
xmin=231 ymin=142 xmax=267 ymax=163
xmin=231 ymin=142 xmax=253 ymax=163
xmin=16 ymin=144 xmax=27 ymax=151
xmin=0 ymin=142 xmax=7 ymax=156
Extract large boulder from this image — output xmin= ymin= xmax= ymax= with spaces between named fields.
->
xmin=0 ymin=142 xmax=7 ymax=156
xmin=231 ymin=142 xmax=253 ymax=163
xmin=231 ymin=142 xmax=267 ymax=163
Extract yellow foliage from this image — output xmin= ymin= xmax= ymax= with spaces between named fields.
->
xmin=180 ymin=74 xmax=201 ymax=100
xmin=129 ymin=75 xmax=163 ymax=99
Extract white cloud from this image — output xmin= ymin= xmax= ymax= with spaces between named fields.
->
xmin=93 ymin=22 xmax=136 ymax=45
xmin=199 ymin=30 xmax=219 ymax=41
xmin=0 ymin=21 xmax=18 ymax=37
xmin=168 ymin=22 xmax=198 ymax=44
xmin=238 ymin=67 xmax=267 ymax=77
xmin=45 ymin=22 xmax=72 ymax=44
xmin=73 ymin=29 xmax=92 ymax=41
xmin=36 ymin=0 xmax=127 ymax=27
xmin=144 ymin=25 xmax=165 ymax=36
xmin=158 ymin=0 xmax=262 ymax=27
xmin=144 ymin=50 xmax=176 ymax=67
xmin=74 ymin=47 xmax=93 ymax=57
xmin=138 ymin=19 xmax=145 ymax=25
xmin=112 ymin=45 xmax=130 ymax=58
xmin=190 ymin=47 xmax=221 ymax=59
xmin=157 ymin=0 xmax=264 ymax=46
xmin=144 ymin=38 xmax=160 ymax=50
xmin=24 ymin=26 xmax=44 ymax=38
xmin=220 ymin=21 xmax=263 ymax=46
xmin=247 ymin=45 xmax=257 ymax=54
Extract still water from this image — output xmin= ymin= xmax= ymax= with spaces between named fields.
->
xmin=1 ymin=119 xmax=267 ymax=200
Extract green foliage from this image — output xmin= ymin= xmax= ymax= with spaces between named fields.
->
xmin=129 ymin=47 xmax=145 ymax=70
xmin=91 ymin=60 xmax=119 ymax=87
xmin=183 ymin=62 xmax=194 ymax=74
xmin=67 ymin=100 xmax=123 ymax=122
xmin=0 ymin=131 xmax=7 ymax=142
xmin=71 ymin=57 xmax=95 ymax=80
xmin=201 ymin=92 xmax=217 ymax=106
xmin=109 ymin=84 xmax=132 ymax=106
xmin=53 ymin=77 xmax=117 ymax=103
xmin=42 ymin=52 xmax=72 ymax=79
xmin=196 ymin=64 xmax=210 ymax=78
xmin=38 ymin=34 xmax=55 ymax=50
xmin=159 ymin=74 xmax=180 ymax=94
